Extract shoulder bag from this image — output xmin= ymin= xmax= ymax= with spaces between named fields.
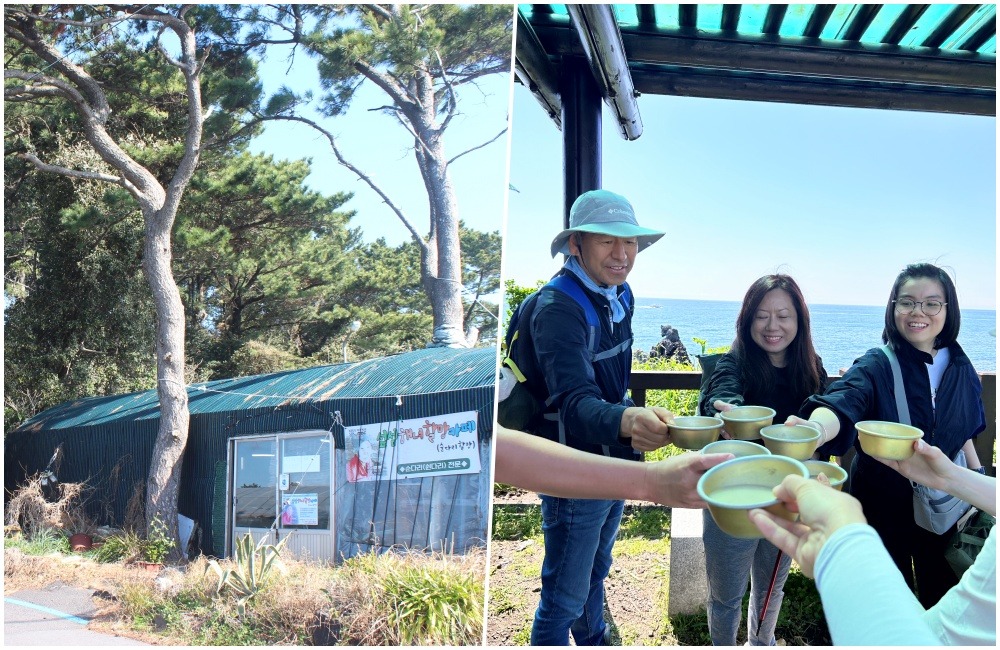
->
xmin=880 ymin=345 xmax=972 ymax=535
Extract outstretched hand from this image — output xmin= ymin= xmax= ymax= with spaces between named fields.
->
xmin=623 ymin=406 xmax=672 ymax=452
xmin=872 ymin=439 xmax=955 ymax=492
xmin=748 ymin=474 xmax=866 ymax=578
xmin=644 ymin=452 xmax=733 ymax=508
xmin=712 ymin=401 xmax=735 ymax=439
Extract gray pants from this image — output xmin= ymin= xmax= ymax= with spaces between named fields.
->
xmin=703 ymin=509 xmax=792 ymax=645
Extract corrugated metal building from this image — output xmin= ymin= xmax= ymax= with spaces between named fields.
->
xmin=4 ymin=347 xmax=496 ymax=562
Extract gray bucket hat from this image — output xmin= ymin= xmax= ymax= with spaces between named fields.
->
xmin=550 ymin=189 xmax=665 ymax=257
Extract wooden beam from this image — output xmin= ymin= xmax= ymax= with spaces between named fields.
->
xmin=721 ymin=4 xmax=741 ymax=33
xmin=881 ymin=4 xmax=931 ymax=45
xmin=841 ymin=4 xmax=883 ymax=41
xmin=803 ymin=4 xmax=837 ymax=39
xmin=922 ymin=4 xmax=981 ymax=49
xmin=530 ymin=21 xmax=995 ymax=91
xmin=631 ymin=67 xmax=995 ymax=116
xmin=762 ymin=5 xmax=788 ymax=35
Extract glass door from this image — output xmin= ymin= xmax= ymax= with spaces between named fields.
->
xmin=232 ymin=438 xmax=278 ymax=549
xmin=277 ymin=434 xmax=333 ymax=560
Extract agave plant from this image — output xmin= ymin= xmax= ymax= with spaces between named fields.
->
xmin=206 ymin=532 xmax=288 ymax=617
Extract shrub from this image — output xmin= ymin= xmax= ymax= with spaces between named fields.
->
xmin=4 ymin=529 xmax=69 ymax=555
xmin=331 ymin=549 xmax=485 ymax=645
xmin=142 ymin=517 xmax=175 ymax=564
xmin=206 ymin=533 xmax=287 ymax=617
xmin=96 ymin=530 xmax=145 ymax=563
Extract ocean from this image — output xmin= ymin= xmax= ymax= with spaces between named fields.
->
xmin=632 ymin=297 xmax=997 ymax=373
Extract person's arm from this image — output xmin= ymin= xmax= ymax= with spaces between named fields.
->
xmin=494 ymin=426 xmax=732 ymax=507
xmin=875 ymin=439 xmax=995 ymax=516
xmin=961 ymin=438 xmax=984 ymax=472
xmin=785 ymin=406 xmax=842 ymax=448
xmin=698 ymin=353 xmax=744 ymax=417
xmin=798 ymin=350 xmax=883 ymax=457
xmin=749 ymin=476 xmax=939 ymax=646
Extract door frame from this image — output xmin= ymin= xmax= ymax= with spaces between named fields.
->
xmin=226 ymin=429 xmax=334 ymax=560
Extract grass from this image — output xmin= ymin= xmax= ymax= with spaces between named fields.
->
xmin=4 ymin=529 xmax=70 ymax=555
xmin=491 ymin=504 xmax=543 ymax=541
xmin=490 ymin=498 xmax=830 ymax=646
xmin=4 ymin=531 xmax=486 ymax=646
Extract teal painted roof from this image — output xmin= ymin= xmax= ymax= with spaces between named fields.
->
xmin=517 ymin=3 xmax=995 ymax=116
xmin=18 ymin=347 xmax=497 ymax=433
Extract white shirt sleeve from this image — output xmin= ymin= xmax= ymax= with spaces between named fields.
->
xmin=923 ymin=524 xmax=996 ymax=645
xmin=815 ymin=523 xmax=939 ymax=646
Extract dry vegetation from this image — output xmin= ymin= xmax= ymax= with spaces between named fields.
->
xmin=4 ymin=474 xmax=486 ymax=646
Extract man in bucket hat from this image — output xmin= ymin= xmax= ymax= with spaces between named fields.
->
xmin=508 ymin=189 xmax=674 ymax=645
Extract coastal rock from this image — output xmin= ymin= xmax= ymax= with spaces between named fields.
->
xmin=650 ymin=325 xmax=691 ymax=365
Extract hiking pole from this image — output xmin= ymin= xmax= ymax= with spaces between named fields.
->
xmin=756 ymin=550 xmax=782 ymax=638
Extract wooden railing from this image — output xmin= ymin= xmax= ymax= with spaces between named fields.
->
xmin=630 ymin=370 xmax=997 ymax=476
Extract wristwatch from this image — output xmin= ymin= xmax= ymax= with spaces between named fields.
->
xmin=975 ymin=466 xmax=987 ymax=475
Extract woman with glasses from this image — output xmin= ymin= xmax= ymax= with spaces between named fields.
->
xmin=790 ymin=263 xmax=986 ymax=608
xmin=698 ymin=274 xmax=828 ymax=645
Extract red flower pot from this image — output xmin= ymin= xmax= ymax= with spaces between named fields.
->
xmin=69 ymin=533 xmax=93 ymax=552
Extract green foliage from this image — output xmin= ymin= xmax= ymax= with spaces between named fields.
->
xmin=378 ymin=558 xmax=484 ymax=645
xmin=632 ymin=357 xmax=701 ymax=429
xmin=617 ymin=505 xmax=670 ymax=540
xmin=95 ymin=530 xmax=146 ymax=564
xmin=143 ymin=517 xmax=176 ymax=564
xmin=302 ymin=5 xmax=512 ymax=117
xmin=775 ymin=566 xmax=831 ymax=645
xmin=4 ymin=530 xmax=69 ymax=555
xmin=206 ymin=533 xmax=287 ymax=618
xmin=460 ymin=223 xmax=502 ymax=344
xmin=502 ymin=279 xmax=546 ymax=327
xmin=491 ymin=505 xmax=542 ymax=541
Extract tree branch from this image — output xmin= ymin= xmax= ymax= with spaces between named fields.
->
xmin=447 ymin=127 xmax=507 ymax=165
xmin=435 ymin=49 xmax=460 ymax=131
xmin=259 ymin=113 xmax=429 ymax=255
xmin=17 ymin=152 xmax=133 ymax=190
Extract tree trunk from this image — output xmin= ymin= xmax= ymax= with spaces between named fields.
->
xmin=420 ymin=133 xmax=469 ymax=348
xmin=142 ymin=207 xmax=189 ymax=548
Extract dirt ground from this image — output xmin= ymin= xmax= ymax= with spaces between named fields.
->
xmin=487 ymin=489 xmax=679 ymax=646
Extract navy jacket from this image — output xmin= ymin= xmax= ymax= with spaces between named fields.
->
xmin=699 ymin=351 xmax=828 ymax=423
xmin=809 ymin=341 xmax=985 ymax=472
xmin=519 ymin=269 xmax=639 ymax=461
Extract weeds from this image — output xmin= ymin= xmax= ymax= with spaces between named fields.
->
xmin=4 ymin=529 xmax=69 ymax=555
xmin=329 ymin=548 xmax=485 ymax=645
xmin=4 ymin=473 xmax=92 ymax=537
xmin=491 ymin=504 xmax=543 ymax=541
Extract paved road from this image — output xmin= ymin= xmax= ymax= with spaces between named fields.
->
xmin=4 ymin=582 xmax=147 ymax=646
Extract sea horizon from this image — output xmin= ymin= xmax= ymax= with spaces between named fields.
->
xmin=632 ymin=296 xmax=997 ymax=373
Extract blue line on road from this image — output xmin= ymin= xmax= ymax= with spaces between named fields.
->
xmin=4 ymin=597 xmax=90 ymax=625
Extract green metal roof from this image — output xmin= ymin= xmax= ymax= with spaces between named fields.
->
xmin=517 ymin=3 xmax=996 ymax=123
xmin=17 ymin=347 xmax=497 ymax=433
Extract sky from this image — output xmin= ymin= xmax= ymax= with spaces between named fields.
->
xmin=247 ymin=38 xmax=512 ymax=248
xmin=503 ymin=83 xmax=997 ymax=310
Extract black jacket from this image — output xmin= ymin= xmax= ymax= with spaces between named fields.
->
xmin=699 ymin=351 xmax=828 ymax=423
xmin=808 ymin=341 xmax=985 ymax=462
xmin=518 ymin=269 xmax=639 ymax=460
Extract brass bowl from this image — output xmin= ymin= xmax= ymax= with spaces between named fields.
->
xmin=669 ymin=416 xmax=724 ymax=450
xmin=719 ymin=406 xmax=776 ymax=440
xmin=760 ymin=424 xmax=821 ymax=461
xmin=803 ymin=460 xmax=848 ymax=491
xmin=697 ymin=455 xmax=808 ymax=538
xmin=855 ymin=420 xmax=923 ymax=460
xmin=701 ymin=439 xmax=771 ymax=458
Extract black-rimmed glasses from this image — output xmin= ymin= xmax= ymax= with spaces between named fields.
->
xmin=893 ymin=298 xmax=946 ymax=316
